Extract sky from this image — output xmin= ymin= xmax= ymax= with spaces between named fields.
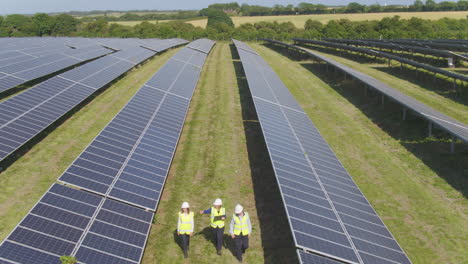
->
xmin=0 ymin=0 xmax=458 ymax=15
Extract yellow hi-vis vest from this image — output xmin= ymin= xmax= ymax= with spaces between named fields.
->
xmin=233 ymin=212 xmax=250 ymax=236
xmin=210 ymin=207 xmax=225 ymax=228
xmin=179 ymin=212 xmax=194 ymax=234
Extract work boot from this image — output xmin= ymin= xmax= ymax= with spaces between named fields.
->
xmin=217 ymin=249 xmax=222 ymax=255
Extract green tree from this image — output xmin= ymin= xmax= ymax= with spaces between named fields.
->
xmin=346 ymin=2 xmax=366 ymax=13
xmin=32 ymin=13 xmax=54 ymax=36
xmin=368 ymin=4 xmax=383 ymax=13
xmin=205 ymin=8 xmax=234 ymax=29
xmin=51 ymin=14 xmax=80 ymax=36
xmin=4 ymin=14 xmax=35 ymax=36
xmin=83 ymin=19 xmax=108 ymax=36
xmin=133 ymin=21 xmax=158 ymax=38
xmin=438 ymin=1 xmax=457 ymax=11
xmin=424 ymin=0 xmax=437 ymax=11
xmin=410 ymin=0 xmax=424 ymax=11
xmin=108 ymin=23 xmax=134 ymax=38
xmin=457 ymin=0 xmax=468 ymax=10
xmin=305 ymin=19 xmax=323 ymax=31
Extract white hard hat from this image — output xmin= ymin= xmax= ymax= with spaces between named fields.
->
xmin=213 ymin=198 xmax=222 ymax=206
xmin=181 ymin=202 xmax=190 ymax=209
xmin=235 ymin=204 xmax=243 ymax=214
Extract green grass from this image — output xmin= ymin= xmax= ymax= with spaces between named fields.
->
xmin=0 ymin=47 xmax=181 ymax=241
xmin=0 ymin=41 xmax=466 ymax=264
xmin=251 ymin=43 xmax=468 ymax=264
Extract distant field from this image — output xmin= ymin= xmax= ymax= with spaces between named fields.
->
xmin=114 ymin=20 xmax=173 ymax=26
xmin=182 ymin=11 xmax=468 ymax=28
xmin=77 ymin=11 xmax=177 ymax=18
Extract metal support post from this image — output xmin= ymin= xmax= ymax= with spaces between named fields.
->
xmin=450 ymin=136 xmax=455 ymax=153
xmin=428 ymin=121 xmax=432 ymax=137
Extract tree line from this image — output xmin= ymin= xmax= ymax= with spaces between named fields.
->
xmin=0 ymin=12 xmax=467 ymax=40
xmin=207 ymin=1 xmax=468 ymax=16
xmin=41 ymin=0 xmax=468 ymax=24
xmin=80 ymin=11 xmax=200 ymax=23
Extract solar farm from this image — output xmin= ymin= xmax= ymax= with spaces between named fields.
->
xmin=0 ymin=37 xmax=466 ymax=264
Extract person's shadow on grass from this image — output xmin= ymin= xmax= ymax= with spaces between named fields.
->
xmin=195 ymin=227 xmax=237 ymax=257
xmin=172 ymin=229 xmax=185 ymax=255
xmin=196 ymin=227 xmax=217 ymax=250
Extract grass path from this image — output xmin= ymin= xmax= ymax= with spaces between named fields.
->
xmin=252 ymin=43 xmax=467 ymax=264
xmin=142 ymin=43 xmax=271 ymax=264
xmin=0 ymin=47 xmax=180 ymax=241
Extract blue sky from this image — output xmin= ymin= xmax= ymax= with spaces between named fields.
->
xmin=0 ymin=0 xmax=457 ymax=15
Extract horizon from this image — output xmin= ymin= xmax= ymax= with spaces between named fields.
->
xmin=0 ymin=0 xmax=461 ymax=16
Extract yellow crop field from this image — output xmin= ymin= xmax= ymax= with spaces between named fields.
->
xmin=184 ymin=11 xmax=468 ymax=28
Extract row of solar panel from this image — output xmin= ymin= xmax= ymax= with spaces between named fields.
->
xmin=0 ymin=45 xmax=175 ymax=163
xmin=233 ymin=39 xmax=412 ymax=264
xmin=0 ymin=38 xmax=190 ymax=95
xmin=0 ymin=184 xmax=153 ymax=264
xmin=292 ymin=38 xmax=468 ymax=82
xmin=372 ymin=39 xmax=468 ymax=52
xmin=264 ymin=39 xmax=468 ymax=144
xmin=0 ymin=39 xmax=215 ymax=264
xmin=323 ymin=38 xmax=458 ymax=59
xmin=59 ymin=40 xmax=216 ymax=211
xmin=0 ymin=46 xmax=113 ymax=93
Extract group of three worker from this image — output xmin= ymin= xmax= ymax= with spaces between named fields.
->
xmin=177 ymin=198 xmax=252 ymax=262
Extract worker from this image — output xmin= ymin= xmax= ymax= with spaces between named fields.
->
xmin=230 ymin=204 xmax=251 ymax=263
xmin=199 ymin=198 xmax=226 ymax=255
xmin=177 ymin=202 xmax=194 ymax=259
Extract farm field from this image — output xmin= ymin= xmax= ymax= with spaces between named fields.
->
xmin=112 ymin=11 xmax=468 ymax=28
xmin=0 ymin=41 xmax=466 ymax=264
xmin=179 ymin=11 xmax=468 ymax=28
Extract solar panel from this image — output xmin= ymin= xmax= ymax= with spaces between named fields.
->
xmin=0 ymin=184 xmax=153 ymax=264
xmin=0 ymin=45 xmax=113 ymax=94
xmin=233 ymin=39 xmax=412 ymax=264
xmin=0 ymin=47 xmax=160 ymax=163
xmin=299 ymin=250 xmax=344 ymax=264
xmin=323 ymin=38 xmax=467 ymax=62
xmin=292 ymin=38 xmax=468 ymax=83
xmin=187 ymin=39 xmax=216 ymax=54
xmin=0 ymin=184 xmax=101 ymax=264
xmin=59 ymin=39 xmax=215 ymax=210
xmin=0 ymin=38 xmax=214 ymax=264
xmin=265 ymin=39 xmax=468 ymax=145
xmin=141 ymin=38 xmax=189 ymax=53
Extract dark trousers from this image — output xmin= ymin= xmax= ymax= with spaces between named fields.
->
xmin=180 ymin=234 xmax=190 ymax=254
xmin=211 ymin=226 xmax=224 ymax=251
xmin=234 ymin=234 xmax=249 ymax=261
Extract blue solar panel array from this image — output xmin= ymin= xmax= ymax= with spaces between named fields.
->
xmin=233 ymin=39 xmax=412 ymax=264
xmin=0 ymin=45 xmax=112 ymax=93
xmin=141 ymin=38 xmax=189 ymax=53
xmin=59 ymin=39 xmax=215 ymax=210
xmin=0 ymin=46 xmax=162 ymax=162
xmin=0 ymin=184 xmax=153 ymax=264
xmin=264 ymin=39 xmax=468 ymax=146
xmin=0 ymin=38 xmax=214 ymax=264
